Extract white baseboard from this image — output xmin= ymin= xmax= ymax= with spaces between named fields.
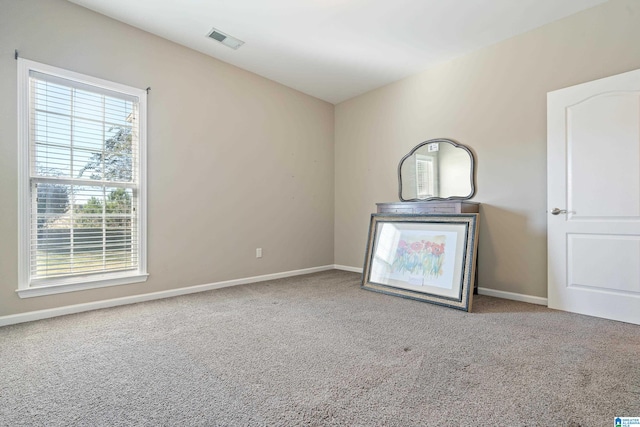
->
xmin=1 ymin=266 xmax=548 ymax=327
xmin=333 ymin=264 xmax=363 ymax=273
xmin=0 ymin=265 xmax=335 ymax=327
xmin=333 ymin=265 xmax=548 ymax=306
xmin=477 ymin=287 xmax=547 ymax=306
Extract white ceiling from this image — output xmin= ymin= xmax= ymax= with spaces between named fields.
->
xmin=67 ymin=0 xmax=607 ymax=104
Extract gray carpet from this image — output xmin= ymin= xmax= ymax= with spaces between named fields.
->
xmin=1 ymin=270 xmax=639 ymax=426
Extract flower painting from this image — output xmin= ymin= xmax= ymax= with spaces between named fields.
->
xmin=385 ymin=231 xmax=456 ymax=289
xmin=369 ymin=223 xmax=461 ymax=295
xmin=392 ymin=236 xmax=446 ymax=279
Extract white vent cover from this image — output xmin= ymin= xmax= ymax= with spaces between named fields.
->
xmin=206 ymin=28 xmax=244 ymax=50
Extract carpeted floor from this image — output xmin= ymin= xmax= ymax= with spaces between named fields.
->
xmin=1 ymin=270 xmax=639 ymax=426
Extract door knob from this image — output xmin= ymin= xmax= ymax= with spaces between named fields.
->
xmin=551 ymin=208 xmax=567 ymax=215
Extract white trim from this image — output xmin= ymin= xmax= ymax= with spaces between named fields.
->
xmin=331 ymin=265 xmax=548 ymax=306
xmin=0 ymin=265 xmax=334 ymax=327
xmin=19 ymin=58 xmax=146 ymax=101
xmin=16 ymin=58 xmax=148 ymax=294
xmin=333 ymin=264 xmax=363 ymax=273
xmin=0 ymin=267 xmax=550 ymax=327
xmin=17 ymin=273 xmax=149 ymax=299
xmin=138 ymin=89 xmax=148 ymax=277
xmin=17 ymin=58 xmax=30 ymax=293
xmin=477 ymin=287 xmax=548 ymax=306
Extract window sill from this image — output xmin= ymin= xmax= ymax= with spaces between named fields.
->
xmin=16 ymin=272 xmax=149 ymax=298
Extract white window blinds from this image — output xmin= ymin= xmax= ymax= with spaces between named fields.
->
xmin=416 ymin=155 xmax=435 ymax=198
xmin=18 ymin=59 xmax=147 ymax=295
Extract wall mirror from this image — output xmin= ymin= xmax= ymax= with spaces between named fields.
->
xmin=398 ymin=138 xmax=475 ymax=202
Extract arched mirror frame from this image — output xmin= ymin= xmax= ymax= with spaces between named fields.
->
xmin=398 ymin=138 xmax=476 ymax=202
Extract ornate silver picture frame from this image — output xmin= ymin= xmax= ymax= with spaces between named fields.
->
xmin=362 ymin=214 xmax=479 ymax=312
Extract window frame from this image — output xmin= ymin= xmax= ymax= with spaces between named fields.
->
xmin=17 ymin=58 xmax=148 ymax=298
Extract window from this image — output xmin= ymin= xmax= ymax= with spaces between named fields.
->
xmin=17 ymin=59 xmax=147 ymax=298
xmin=415 ymin=154 xmax=437 ymax=198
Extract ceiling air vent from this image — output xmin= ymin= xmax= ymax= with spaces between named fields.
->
xmin=206 ymin=28 xmax=244 ymax=50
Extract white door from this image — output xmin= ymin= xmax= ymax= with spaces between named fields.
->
xmin=548 ymin=68 xmax=640 ymax=325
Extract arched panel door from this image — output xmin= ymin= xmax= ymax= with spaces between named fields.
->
xmin=548 ymin=69 xmax=640 ymax=325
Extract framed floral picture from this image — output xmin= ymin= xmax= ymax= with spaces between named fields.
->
xmin=362 ymin=214 xmax=479 ymax=312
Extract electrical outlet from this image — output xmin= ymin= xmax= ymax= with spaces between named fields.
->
xmin=256 ymin=248 xmax=262 ymax=258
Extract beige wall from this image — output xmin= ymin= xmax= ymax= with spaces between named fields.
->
xmin=335 ymin=0 xmax=640 ymax=298
xmin=0 ymin=0 xmax=334 ymax=316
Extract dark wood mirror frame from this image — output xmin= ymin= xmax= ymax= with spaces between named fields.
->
xmin=398 ymin=138 xmax=476 ymax=202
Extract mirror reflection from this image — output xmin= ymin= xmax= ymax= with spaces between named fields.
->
xmin=399 ymin=138 xmax=475 ymax=201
